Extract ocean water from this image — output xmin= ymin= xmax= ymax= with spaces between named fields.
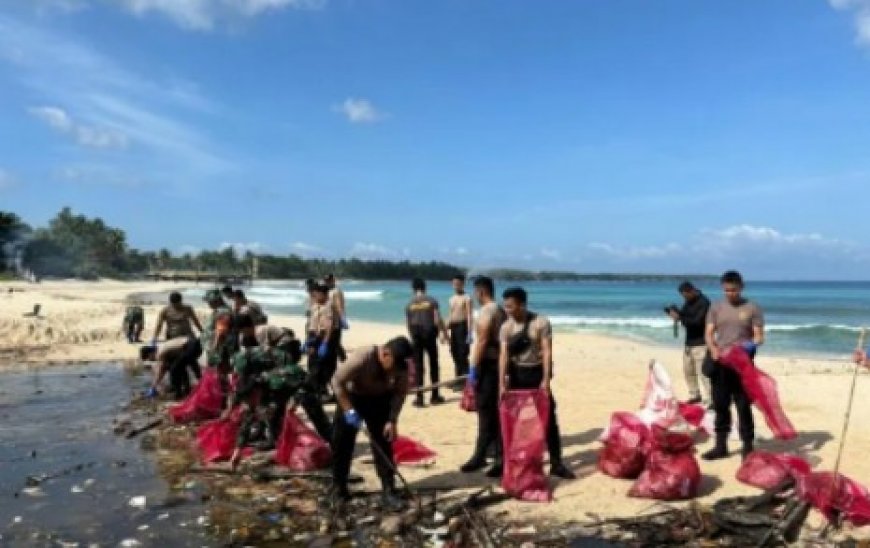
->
xmin=184 ymin=280 xmax=870 ymax=358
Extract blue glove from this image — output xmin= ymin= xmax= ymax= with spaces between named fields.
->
xmin=144 ymin=387 xmax=158 ymax=399
xmin=742 ymin=341 xmax=758 ymax=355
xmin=467 ymin=366 xmax=477 ymax=383
xmin=466 ymin=332 xmax=474 ymax=345
xmin=317 ymin=341 xmax=329 ymax=358
xmin=344 ymin=409 xmax=362 ymax=429
xmin=340 ymin=316 xmax=349 ymax=330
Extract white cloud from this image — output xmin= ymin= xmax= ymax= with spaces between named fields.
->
xmin=220 ymin=241 xmax=267 ymax=255
xmin=334 ymin=98 xmax=385 ymax=124
xmin=587 ymin=241 xmax=684 ymax=260
xmin=829 ymin=0 xmax=870 ymax=46
xmin=540 ymin=248 xmax=562 ymax=261
xmin=56 ymin=165 xmax=145 ymax=187
xmin=30 ymin=105 xmax=128 ymax=149
xmin=289 ymin=241 xmax=329 ymax=257
xmin=349 ymin=242 xmax=404 ymax=260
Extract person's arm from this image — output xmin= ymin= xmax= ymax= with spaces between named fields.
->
xmin=405 ymin=305 xmax=413 ymax=337
xmin=331 ymin=355 xmax=360 ymax=414
xmin=465 ymin=297 xmax=474 ymax=340
xmin=434 ymin=300 xmax=449 ymax=342
xmin=189 ymin=307 xmax=204 ymax=334
xmin=212 ymin=313 xmax=231 ymax=352
xmin=681 ymin=301 xmax=707 ymax=331
xmin=498 ymin=324 xmax=509 ymax=397
xmin=705 ymin=322 xmax=719 ymax=361
xmin=540 ymin=321 xmax=553 ymax=393
xmin=335 ymin=290 xmax=346 ymax=319
xmin=752 ymin=306 xmax=765 ymax=346
xmin=385 ymin=369 xmax=409 ymax=442
xmin=152 ymin=309 xmax=165 ymax=341
xmin=471 ymin=314 xmax=491 ymax=371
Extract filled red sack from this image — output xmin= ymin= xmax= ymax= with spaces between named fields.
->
xmin=678 ymin=403 xmax=706 ymax=428
xmin=720 ymin=347 xmax=796 ymax=440
xmin=736 ymin=451 xmax=811 ymax=490
xmin=275 ymin=411 xmax=332 ymax=471
xmin=649 ymin=424 xmax=695 ymax=453
xmin=797 ymin=472 xmax=870 ymax=527
xmin=393 ymin=436 xmax=437 ymax=467
xmin=629 ymin=449 xmax=701 ymax=501
xmin=499 ymin=389 xmax=552 ymax=503
xmin=460 ymin=382 xmax=477 ymax=412
xmin=598 ymin=412 xmax=650 ymax=479
xmin=168 ymin=368 xmax=226 ymax=424
xmin=196 ymin=408 xmax=244 ymax=463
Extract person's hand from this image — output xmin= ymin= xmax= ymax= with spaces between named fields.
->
xmin=540 ymin=378 xmax=551 ymax=395
xmin=144 ymin=386 xmax=158 ymax=399
xmin=150 ymin=338 xmax=158 ymax=347
xmin=853 ymin=349 xmax=868 ymax=366
xmin=467 ymin=366 xmax=477 ymax=384
xmin=340 ymin=317 xmax=349 ymax=330
xmin=466 ymin=332 xmax=474 ymax=345
xmin=499 ymin=382 xmax=507 ymax=399
xmin=220 ymin=408 xmax=232 ymax=421
xmin=317 ymin=341 xmax=329 ymax=358
xmin=710 ymin=346 xmax=721 ymax=362
xmin=440 ymin=333 xmax=449 ymax=345
xmin=383 ymin=422 xmax=397 ymax=442
xmin=667 ymin=310 xmax=680 ymax=321
xmin=742 ymin=341 xmax=758 ymax=355
xmin=344 ymin=409 xmax=362 ymax=429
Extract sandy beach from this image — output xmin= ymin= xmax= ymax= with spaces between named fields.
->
xmin=2 ymin=280 xmax=869 ymax=535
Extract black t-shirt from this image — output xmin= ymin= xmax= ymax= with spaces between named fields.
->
xmin=679 ymin=293 xmax=711 ymax=347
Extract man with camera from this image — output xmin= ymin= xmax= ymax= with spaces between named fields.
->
xmin=665 ymin=281 xmax=712 ymax=405
xmin=497 ymin=287 xmax=575 ymax=480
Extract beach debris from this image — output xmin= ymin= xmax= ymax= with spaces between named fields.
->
xmin=71 ymin=484 xmax=85 ymax=494
xmin=128 ymin=495 xmax=147 ymax=509
xmin=119 ymin=539 xmax=141 ymax=547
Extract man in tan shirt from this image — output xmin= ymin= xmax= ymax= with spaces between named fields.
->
xmin=307 ymin=282 xmax=338 ymax=394
xmin=331 ymin=336 xmax=413 ymax=510
xmin=152 ymin=291 xmax=203 ymax=343
xmin=460 ymin=276 xmax=506 ymax=476
xmin=497 ymin=287 xmax=575 ymax=480
xmin=448 ymin=274 xmax=473 ymax=389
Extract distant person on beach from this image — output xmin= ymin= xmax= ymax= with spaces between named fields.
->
xmin=324 ymin=274 xmax=348 ymax=362
xmin=153 ymin=292 xmax=203 ymax=343
xmin=461 ymin=276 xmax=507 ymax=476
xmin=703 ymin=270 xmax=765 ymax=461
xmin=123 ymin=305 xmax=145 ymax=343
xmin=232 ymin=289 xmax=268 ymax=326
xmin=331 ymin=336 xmax=413 ymax=510
xmin=405 ymin=278 xmax=449 ymax=407
xmin=307 ymin=282 xmax=339 ymax=394
xmin=448 ymin=273 xmax=473 ymax=388
xmin=665 ymin=281 xmax=712 ymax=405
xmin=498 ymin=287 xmax=576 ymax=480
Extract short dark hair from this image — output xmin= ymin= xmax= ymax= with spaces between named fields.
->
xmin=221 ymin=285 xmax=233 ymax=295
xmin=678 ymin=281 xmax=696 ymax=293
xmin=283 ymin=340 xmax=303 ymax=363
xmin=240 ymin=334 xmax=259 ymax=348
xmin=324 ymin=273 xmax=335 ymax=281
xmin=412 ymin=278 xmax=426 ymax=291
xmin=311 ymin=283 xmax=329 ymax=294
xmin=139 ymin=345 xmax=157 ymax=361
xmin=452 ymin=273 xmax=466 ymax=283
xmin=236 ymin=314 xmax=255 ymax=330
xmin=169 ymin=291 xmax=182 ymax=305
xmin=721 ymin=270 xmax=744 ymax=286
xmin=305 ymin=278 xmax=316 ymax=289
xmin=473 ymin=276 xmax=495 ymax=296
xmin=502 ymin=287 xmax=528 ymax=305
xmin=385 ymin=336 xmax=414 ymax=369
xmin=232 ymin=289 xmax=245 ymax=299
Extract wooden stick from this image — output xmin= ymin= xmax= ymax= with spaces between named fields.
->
xmin=407 ymin=376 xmax=467 ymax=395
xmin=125 ymin=418 xmax=163 ymax=439
xmin=832 ymin=328 xmax=866 ymax=477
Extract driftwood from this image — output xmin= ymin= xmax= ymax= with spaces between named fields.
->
xmin=125 ymin=418 xmax=164 ymax=439
xmin=407 ymin=376 xmax=468 ymax=395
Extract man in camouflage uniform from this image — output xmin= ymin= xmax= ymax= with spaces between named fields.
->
xmin=202 ymin=289 xmax=237 ymax=371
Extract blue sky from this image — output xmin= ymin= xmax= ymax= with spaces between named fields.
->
xmin=3 ymin=0 xmax=870 ymax=279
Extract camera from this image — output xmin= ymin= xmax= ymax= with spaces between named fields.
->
xmin=663 ymin=304 xmax=679 ymax=315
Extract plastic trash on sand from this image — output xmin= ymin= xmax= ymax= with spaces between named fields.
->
xmin=736 ymin=451 xmax=811 ymax=490
xmin=499 ymin=389 xmax=552 ymax=503
xmin=275 ymin=410 xmax=331 ymax=471
xmin=393 ymin=436 xmax=436 ymax=467
xmin=797 ymin=472 xmax=870 ymax=527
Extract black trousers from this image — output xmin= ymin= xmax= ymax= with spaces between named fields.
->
xmin=709 ymin=360 xmax=754 ymax=442
xmin=168 ymin=338 xmax=203 ymax=399
xmin=507 ymin=365 xmax=565 ymax=466
xmin=469 ymin=357 xmax=501 ymax=462
xmin=449 ymin=322 xmax=470 ymax=379
xmin=411 ymin=327 xmax=440 ymax=391
xmin=267 ymin=385 xmax=334 ymax=445
xmin=307 ymin=331 xmax=340 ymax=394
xmin=332 ymin=394 xmax=395 ymax=491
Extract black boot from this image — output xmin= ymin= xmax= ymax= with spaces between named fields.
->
xmin=460 ymin=456 xmax=487 ymax=473
xmin=413 ymin=394 xmax=426 ymax=408
xmin=550 ymin=462 xmax=576 ymax=480
xmin=431 ymin=391 xmax=446 ymax=405
xmin=702 ymin=434 xmax=729 ymax=461
xmin=380 ymin=484 xmax=405 ymax=512
xmin=485 ymin=461 xmax=503 ymax=478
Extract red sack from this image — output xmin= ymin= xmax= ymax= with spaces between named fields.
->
xmin=678 ymin=403 xmax=706 ymax=429
xmin=629 ymin=449 xmax=701 ymax=501
xmin=720 ymin=347 xmax=796 ymax=440
xmin=797 ymin=472 xmax=870 ymax=527
xmin=275 ymin=411 xmax=332 ymax=471
xmin=736 ymin=452 xmax=811 ymax=490
xmin=649 ymin=425 xmax=695 ymax=453
xmin=196 ymin=408 xmax=243 ymax=463
xmin=168 ymin=368 xmax=226 ymax=424
xmin=460 ymin=382 xmax=477 ymax=412
xmin=598 ymin=412 xmax=650 ymax=479
xmin=393 ymin=436 xmax=436 ymax=467
xmin=499 ymin=389 xmax=552 ymax=503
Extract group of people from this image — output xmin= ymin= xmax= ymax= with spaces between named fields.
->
xmin=139 ymin=267 xmax=794 ymax=510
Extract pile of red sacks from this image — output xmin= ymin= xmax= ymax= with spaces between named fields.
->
xmin=168 ymin=368 xmax=226 ymax=424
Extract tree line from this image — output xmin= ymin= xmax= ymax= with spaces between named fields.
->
xmin=0 ymin=208 xmax=463 ymax=281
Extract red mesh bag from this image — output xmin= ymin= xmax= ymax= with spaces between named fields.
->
xmin=678 ymin=403 xmax=706 ymax=428
xmin=629 ymin=449 xmax=701 ymax=501
xmin=797 ymin=472 xmax=870 ymax=527
xmin=168 ymin=368 xmax=226 ymax=424
xmin=598 ymin=412 xmax=650 ymax=479
xmin=736 ymin=452 xmax=811 ymax=490
xmin=393 ymin=436 xmax=436 ymax=467
xmin=720 ymin=347 xmax=796 ymax=440
xmin=460 ymin=382 xmax=477 ymax=412
xmin=499 ymin=389 xmax=552 ymax=503
xmin=196 ymin=408 xmax=244 ymax=463
xmin=275 ymin=411 xmax=332 ymax=471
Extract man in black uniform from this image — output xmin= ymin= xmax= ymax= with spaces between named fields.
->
xmin=665 ymin=281 xmax=712 ymax=405
xmin=460 ymin=276 xmax=506 ymax=476
xmin=405 ymin=278 xmax=449 ymax=407
xmin=331 ymin=336 xmax=413 ymax=511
